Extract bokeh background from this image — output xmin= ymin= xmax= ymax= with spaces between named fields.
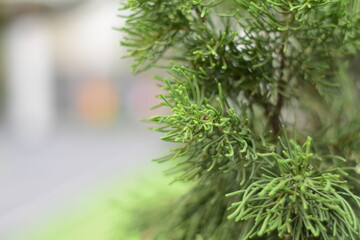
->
xmin=0 ymin=0 xmax=174 ymax=239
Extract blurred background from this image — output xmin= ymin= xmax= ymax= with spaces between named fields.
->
xmin=0 ymin=0 xmax=171 ymax=239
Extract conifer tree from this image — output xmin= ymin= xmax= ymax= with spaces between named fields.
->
xmin=120 ymin=1 xmax=360 ymax=239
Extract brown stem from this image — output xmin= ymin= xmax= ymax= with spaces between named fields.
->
xmin=272 ymin=45 xmax=286 ymax=135
xmin=265 ymin=44 xmax=286 ymax=136
xmin=267 ymin=11 xmax=293 ymax=136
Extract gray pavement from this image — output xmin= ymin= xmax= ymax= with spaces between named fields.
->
xmin=0 ymin=124 xmax=167 ymax=239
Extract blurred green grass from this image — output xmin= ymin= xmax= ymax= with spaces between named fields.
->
xmin=18 ymin=167 xmax=187 ymax=240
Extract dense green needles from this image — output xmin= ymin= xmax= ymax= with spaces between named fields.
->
xmin=227 ymin=137 xmax=360 ymax=240
xmin=120 ymin=0 xmax=360 ymax=239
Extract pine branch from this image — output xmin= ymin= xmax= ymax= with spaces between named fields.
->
xmin=227 ymin=136 xmax=360 ymax=240
xmin=120 ymin=0 xmax=360 ymax=239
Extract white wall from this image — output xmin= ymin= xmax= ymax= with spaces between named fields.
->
xmin=5 ymin=14 xmax=55 ymax=144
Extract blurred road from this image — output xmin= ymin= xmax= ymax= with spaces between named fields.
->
xmin=0 ymin=124 xmax=167 ymax=240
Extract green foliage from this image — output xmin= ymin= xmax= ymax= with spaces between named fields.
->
xmin=120 ymin=0 xmax=360 ymax=239
xmin=120 ymin=0 xmax=205 ymax=72
xmin=150 ymin=66 xmax=263 ymax=182
xmin=151 ymin=172 xmax=242 ymax=240
xmin=112 ymin=174 xmax=188 ymax=240
xmin=227 ymin=137 xmax=360 ymax=240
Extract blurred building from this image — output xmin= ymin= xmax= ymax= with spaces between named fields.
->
xmin=2 ymin=0 xmax=127 ymax=141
